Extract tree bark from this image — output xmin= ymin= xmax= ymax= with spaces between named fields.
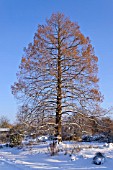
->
xmin=56 ymin=58 xmax=62 ymax=142
xmin=56 ymin=23 xmax=62 ymax=142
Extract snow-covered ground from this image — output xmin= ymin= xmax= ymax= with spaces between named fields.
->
xmin=0 ymin=142 xmax=113 ymax=170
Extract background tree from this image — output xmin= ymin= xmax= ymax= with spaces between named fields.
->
xmin=0 ymin=116 xmax=11 ymax=128
xmin=12 ymin=13 xmax=102 ymax=141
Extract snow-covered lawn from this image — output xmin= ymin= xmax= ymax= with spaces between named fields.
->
xmin=0 ymin=142 xmax=113 ymax=170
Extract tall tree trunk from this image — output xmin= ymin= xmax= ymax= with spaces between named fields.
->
xmin=56 ymin=26 xmax=62 ymax=142
xmin=56 ymin=55 xmax=62 ymax=142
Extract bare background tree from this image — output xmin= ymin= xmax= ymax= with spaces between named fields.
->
xmin=0 ymin=116 xmax=11 ymax=128
xmin=12 ymin=13 xmax=102 ymax=141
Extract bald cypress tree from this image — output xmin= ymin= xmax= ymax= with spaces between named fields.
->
xmin=12 ymin=13 xmax=102 ymax=141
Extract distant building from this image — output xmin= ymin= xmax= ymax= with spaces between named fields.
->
xmin=0 ymin=128 xmax=10 ymax=143
xmin=0 ymin=128 xmax=10 ymax=132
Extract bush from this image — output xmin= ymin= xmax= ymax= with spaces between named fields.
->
xmin=82 ymin=135 xmax=92 ymax=142
xmin=93 ymin=152 xmax=105 ymax=165
xmin=48 ymin=141 xmax=58 ymax=156
xmin=9 ymin=133 xmax=22 ymax=147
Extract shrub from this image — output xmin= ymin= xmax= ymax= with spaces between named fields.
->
xmin=48 ymin=141 xmax=58 ymax=156
xmin=9 ymin=133 xmax=22 ymax=147
xmin=93 ymin=152 xmax=105 ymax=165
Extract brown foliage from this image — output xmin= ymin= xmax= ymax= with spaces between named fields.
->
xmin=11 ymin=13 xmax=102 ymax=141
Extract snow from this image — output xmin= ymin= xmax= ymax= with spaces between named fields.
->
xmin=0 ymin=142 xmax=113 ymax=169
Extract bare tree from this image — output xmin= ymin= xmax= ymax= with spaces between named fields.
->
xmin=11 ymin=13 xmax=102 ymax=141
xmin=0 ymin=116 xmax=11 ymax=128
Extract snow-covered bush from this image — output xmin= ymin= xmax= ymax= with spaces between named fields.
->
xmin=37 ymin=135 xmax=49 ymax=142
xmin=82 ymin=134 xmax=108 ymax=142
xmin=93 ymin=152 xmax=105 ymax=165
xmin=71 ymin=155 xmax=76 ymax=161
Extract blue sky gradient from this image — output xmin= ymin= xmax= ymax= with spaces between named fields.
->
xmin=0 ymin=0 xmax=113 ymax=122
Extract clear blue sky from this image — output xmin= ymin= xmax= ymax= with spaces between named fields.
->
xmin=0 ymin=0 xmax=113 ymax=123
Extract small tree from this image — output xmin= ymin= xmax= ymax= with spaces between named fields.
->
xmin=9 ymin=133 xmax=22 ymax=147
xmin=9 ymin=125 xmax=23 ymax=147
